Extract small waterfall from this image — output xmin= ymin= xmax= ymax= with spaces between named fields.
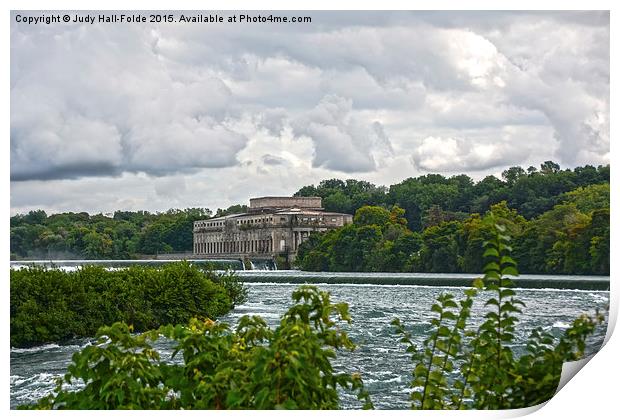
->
xmin=248 ymin=259 xmax=277 ymax=270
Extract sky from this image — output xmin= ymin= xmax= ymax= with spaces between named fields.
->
xmin=9 ymin=10 xmax=610 ymax=215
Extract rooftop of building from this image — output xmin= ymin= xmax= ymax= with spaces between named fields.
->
xmin=202 ymin=208 xmax=351 ymax=223
xmin=248 ymin=197 xmax=320 ymax=212
xmin=194 ymin=196 xmax=353 ymax=224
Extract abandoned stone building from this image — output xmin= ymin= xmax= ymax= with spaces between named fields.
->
xmin=193 ymin=196 xmax=352 ymax=263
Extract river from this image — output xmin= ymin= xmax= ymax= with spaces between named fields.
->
xmin=9 ymin=266 xmax=610 ymax=409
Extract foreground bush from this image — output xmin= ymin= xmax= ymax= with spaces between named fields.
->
xmin=10 ymin=262 xmax=247 ymax=347
xmin=27 ymin=286 xmax=373 ymax=410
xmin=392 ymin=217 xmax=605 ymax=409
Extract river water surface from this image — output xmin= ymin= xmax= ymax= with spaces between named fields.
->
xmin=10 ymin=270 xmax=609 ymax=409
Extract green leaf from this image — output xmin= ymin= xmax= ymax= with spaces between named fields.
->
xmin=499 ymin=289 xmax=516 ymax=299
xmin=500 ymin=256 xmax=517 ymax=266
xmin=483 ymin=262 xmax=501 ymax=272
xmin=483 ymin=248 xmax=500 ymax=257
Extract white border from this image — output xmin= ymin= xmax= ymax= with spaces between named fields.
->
xmin=3 ymin=1 xmax=616 ymax=420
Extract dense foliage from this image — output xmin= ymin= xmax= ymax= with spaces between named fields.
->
xmin=296 ymin=180 xmax=610 ymax=275
xmin=10 ymin=208 xmax=213 ymax=260
xmin=10 ymin=262 xmax=247 ymax=347
xmin=392 ymin=219 xmax=605 ymax=409
xmin=295 ymin=161 xmax=609 ymax=230
xmin=27 ymin=286 xmax=373 ymax=410
xmin=11 ymin=162 xmax=609 ymax=265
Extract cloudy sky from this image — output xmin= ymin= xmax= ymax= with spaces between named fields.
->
xmin=10 ymin=11 xmax=609 ymax=215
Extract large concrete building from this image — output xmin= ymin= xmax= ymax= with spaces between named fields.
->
xmin=193 ymin=196 xmax=352 ymax=263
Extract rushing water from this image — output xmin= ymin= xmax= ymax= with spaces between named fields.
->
xmin=10 ymin=272 xmax=609 ymax=409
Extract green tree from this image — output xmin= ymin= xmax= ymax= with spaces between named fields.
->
xmin=501 ymin=166 xmax=526 ymax=185
xmin=11 ymin=262 xmax=245 ymax=347
xmin=413 ymin=222 xmax=461 ymax=272
xmin=540 ymin=160 xmax=561 ymax=174
xmin=585 ymin=209 xmax=610 ymax=274
xmin=560 ymin=183 xmax=609 ymax=214
xmin=215 ymin=204 xmax=248 ymax=218
xmin=353 ymin=206 xmax=391 ymax=228
xmin=323 ymin=191 xmax=354 ymax=214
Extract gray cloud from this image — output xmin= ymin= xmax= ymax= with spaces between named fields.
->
xmin=256 ymin=108 xmax=288 ymax=137
xmin=10 ymin=11 xmax=609 ymax=213
xmin=10 ymin=20 xmax=247 ymax=181
xmin=154 ymin=175 xmax=187 ymax=200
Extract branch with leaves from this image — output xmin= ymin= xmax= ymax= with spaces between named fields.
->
xmin=393 ymin=214 xmax=606 ymax=410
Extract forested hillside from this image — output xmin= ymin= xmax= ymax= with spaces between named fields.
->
xmin=295 ymin=162 xmax=609 ymax=275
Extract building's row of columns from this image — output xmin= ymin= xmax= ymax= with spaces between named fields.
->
xmin=194 ymin=230 xmax=323 ymax=254
xmin=194 ymin=238 xmax=273 ymax=254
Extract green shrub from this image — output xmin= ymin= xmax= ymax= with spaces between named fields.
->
xmin=211 ymin=269 xmax=248 ymax=308
xmin=10 ymin=262 xmax=246 ymax=347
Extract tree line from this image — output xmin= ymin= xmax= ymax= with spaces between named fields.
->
xmin=10 ymin=205 xmax=246 ymax=260
xmin=295 ymin=162 xmax=609 ymax=275
xmin=11 ymin=161 xmax=609 ymax=274
xmin=295 ymin=161 xmax=609 ymax=230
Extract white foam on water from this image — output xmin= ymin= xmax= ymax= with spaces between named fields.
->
xmin=11 ymin=343 xmax=61 ymax=353
xmin=552 ymin=321 xmax=572 ymax=329
xmin=11 ymin=372 xmax=59 ymax=388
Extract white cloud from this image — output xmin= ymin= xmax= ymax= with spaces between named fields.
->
xmin=411 ymin=135 xmax=533 ymax=172
xmin=291 ymin=95 xmax=393 ymax=172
